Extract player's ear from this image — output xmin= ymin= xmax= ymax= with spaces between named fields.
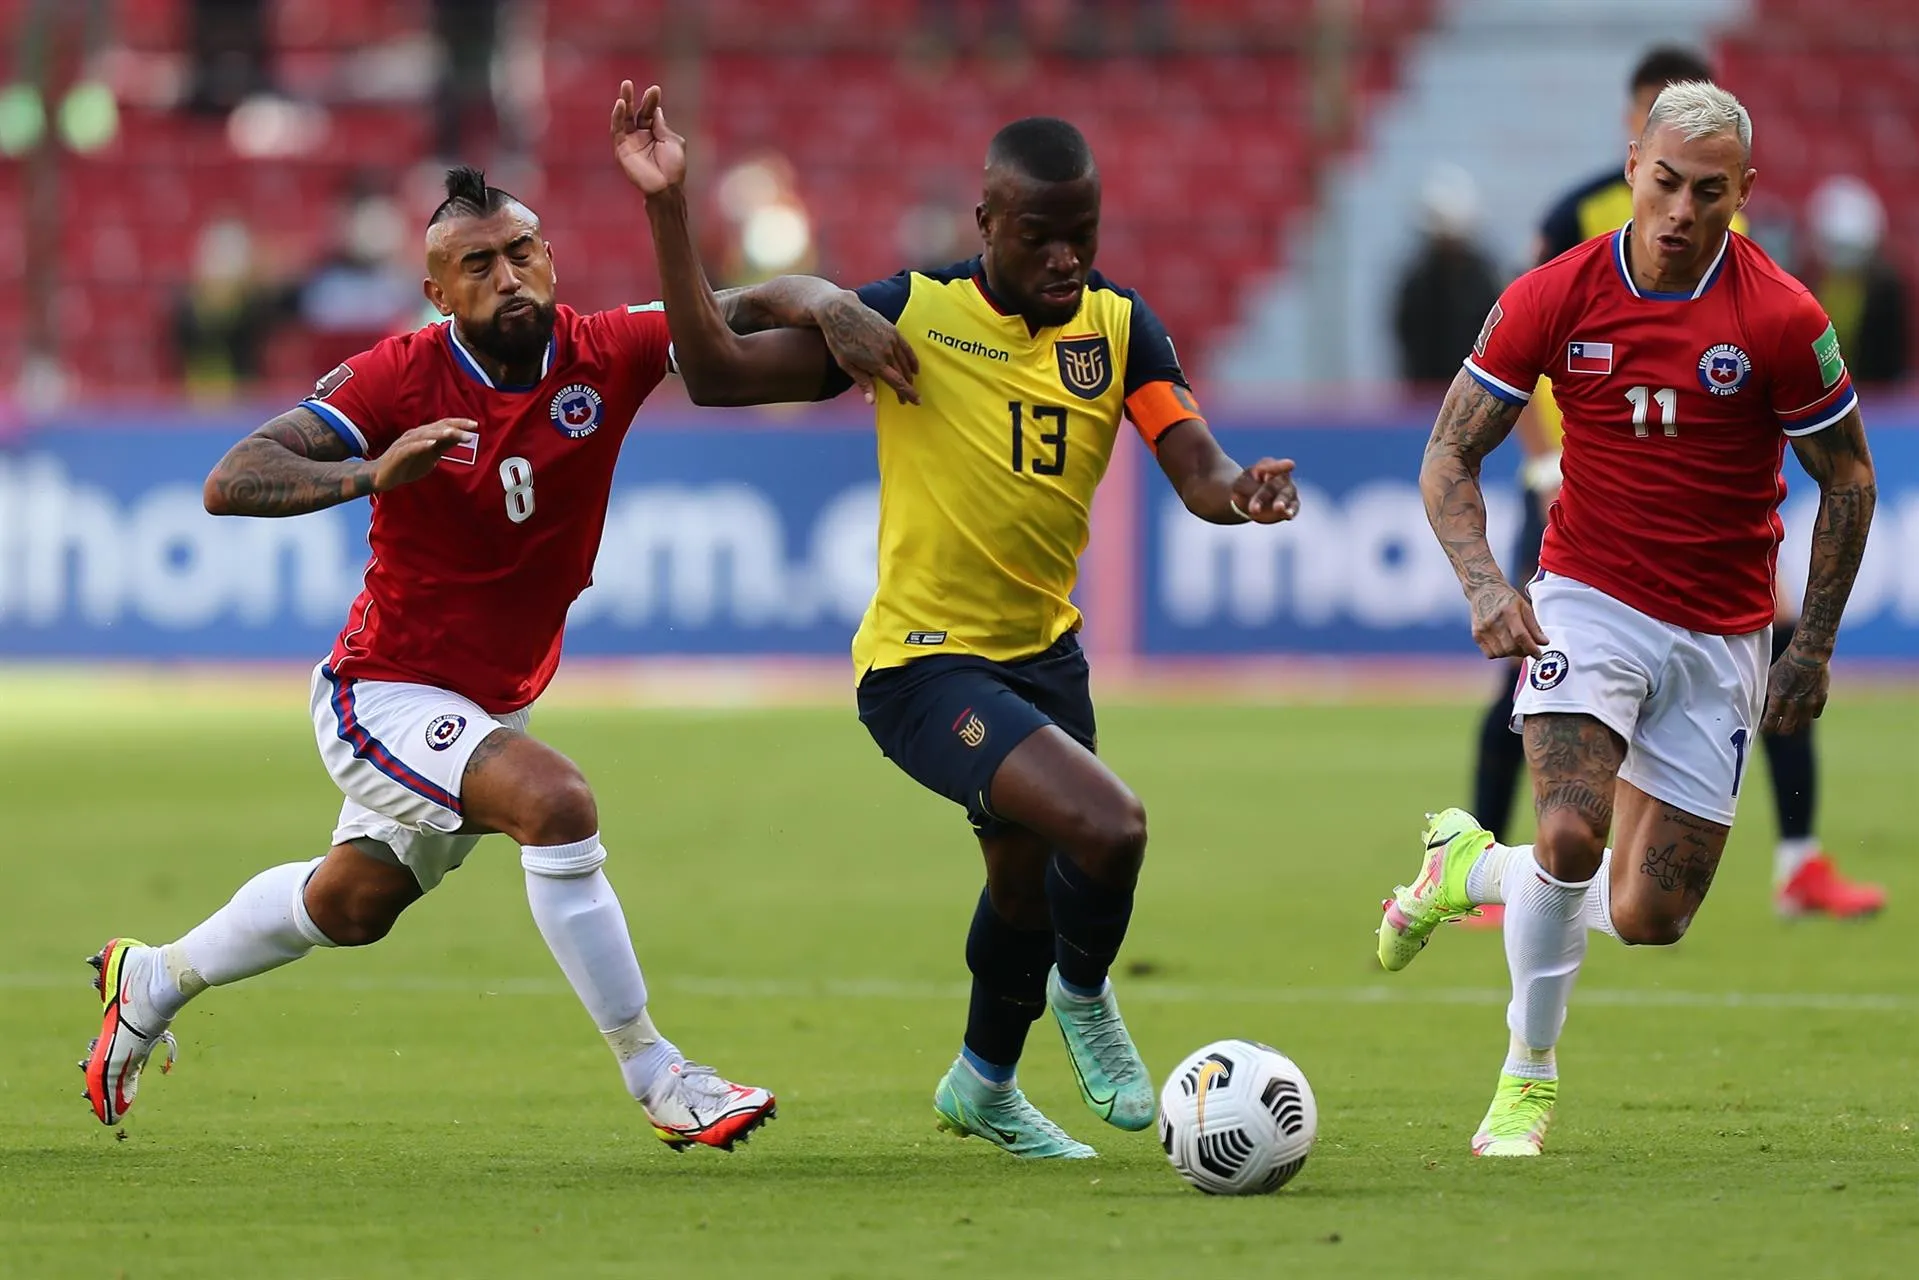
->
xmin=975 ymin=200 xmax=991 ymax=244
xmin=1624 ymin=139 xmax=1640 ymax=185
xmin=1737 ymin=168 xmax=1756 ymax=210
xmin=545 ymin=240 xmax=557 ymax=286
xmin=422 ymin=276 xmax=452 ymax=317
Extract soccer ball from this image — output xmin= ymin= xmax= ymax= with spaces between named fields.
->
xmin=1157 ymin=1039 xmax=1317 ymax=1195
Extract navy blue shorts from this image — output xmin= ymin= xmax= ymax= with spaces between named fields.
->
xmin=856 ymin=633 xmax=1096 ymax=838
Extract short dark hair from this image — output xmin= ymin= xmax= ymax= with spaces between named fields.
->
xmin=986 ymin=117 xmax=1095 ymax=183
xmin=1630 ymin=46 xmax=1714 ymax=95
xmin=428 ymin=165 xmax=526 ymax=226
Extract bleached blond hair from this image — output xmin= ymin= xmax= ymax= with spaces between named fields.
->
xmin=1645 ymin=80 xmax=1753 ymax=158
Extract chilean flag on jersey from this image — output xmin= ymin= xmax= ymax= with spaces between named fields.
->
xmin=1566 ymin=341 xmax=1613 ymax=375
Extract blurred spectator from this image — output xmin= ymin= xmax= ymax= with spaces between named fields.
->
xmin=712 ymin=152 xmax=817 ymax=287
xmin=919 ymin=0 xmax=1023 ymax=56
xmin=188 ymin=0 xmax=274 ymax=114
xmin=895 ymin=178 xmax=973 ymax=271
xmin=300 ymin=189 xmax=420 ymax=361
xmin=1392 ymin=165 xmax=1502 ymax=385
xmin=0 ymin=0 xmax=117 ymax=157
xmin=172 ymin=220 xmax=293 ymax=398
xmin=1804 ymin=176 xmax=1910 ymax=388
xmin=432 ymin=0 xmax=507 ymax=161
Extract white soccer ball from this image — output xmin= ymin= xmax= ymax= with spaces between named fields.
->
xmin=1157 ymin=1039 xmax=1318 ymax=1195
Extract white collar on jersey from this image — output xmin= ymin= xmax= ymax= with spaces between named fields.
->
xmin=444 ymin=317 xmax=555 ymax=391
xmin=1614 ymin=222 xmax=1731 ymax=301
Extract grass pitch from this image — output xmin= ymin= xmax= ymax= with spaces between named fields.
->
xmin=2 ymin=686 xmax=1915 ymax=1278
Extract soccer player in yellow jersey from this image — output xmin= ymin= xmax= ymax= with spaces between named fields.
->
xmin=615 ymin=82 xmax=1301 ymax=1158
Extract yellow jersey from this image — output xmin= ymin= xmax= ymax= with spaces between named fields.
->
xmin=1531 ymin=168 xmax=1749 ymax=443
xmin=830 ymin=259 xmax=1197 ymax=677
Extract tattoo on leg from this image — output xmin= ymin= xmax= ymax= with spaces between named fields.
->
xmin=460 ymin=727 xmax=522 ymax=787
xmin=1637 ymin=804 xmax=1726 ymax=917
xmin=1525 ymin=714 xmax=1626 ymax=833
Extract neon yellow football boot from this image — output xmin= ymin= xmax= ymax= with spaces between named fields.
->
xmin=1471 ymin=1073 xmax=1557 ymax=1157
xmin=1376 ymin=808 xmax=1493 ymax=971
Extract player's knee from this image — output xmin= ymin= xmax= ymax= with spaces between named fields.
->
xmin=307 ymin=873 xmax=411 ymax=947
xmin=521 ymin=770 xmax=599 ymax=847
xmin=1533 ymin=807 xmax=1606 ymax=881
xmin=1064 ymin=790 xmax=1148 ymax=886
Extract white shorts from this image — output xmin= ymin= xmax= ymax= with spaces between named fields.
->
xmin=1512 ymin=574 xmax=1768 ymax=826
xmin=309 ymin=663 xmax=532 ymax=891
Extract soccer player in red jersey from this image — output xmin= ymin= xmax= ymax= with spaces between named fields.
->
xmin=1375 ymin=82 xmax=1876 ymax=1155
xmin=79 ymin=166 xmax=906 ymax=1148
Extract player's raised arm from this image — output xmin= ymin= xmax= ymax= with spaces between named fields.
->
xmin=1765 ymin=406 xmax=1877 ymax=735
xmin=203 ymin=406 xmax=476 ymax=518
xmin=613 ymin=81 xmax=917 ymax=407
xmin=1421 ymin=369 xmax=1547 ymax=659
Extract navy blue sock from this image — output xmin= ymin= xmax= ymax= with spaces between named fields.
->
xmin=1046 ymin=853 xmax=1134 ymax=992
xmin=1473 ymin=669 xmax=1527 ymax=840
xmin=1765 ymin=623 xmax=1816 ymax=839
xmin=962 ymin=887 xmax=1053 ymax=1076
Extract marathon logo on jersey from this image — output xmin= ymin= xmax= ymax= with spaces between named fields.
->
xmin=954 ymin=707 xmax=988 ymax=748
xmin=1473 ymin=303 xmax=1502 ymax=358
xmin=927 ymin=329 xmax=1011 ymax=362
xmin=1565 ymin=341 xmax=1613 ymax=375
xmin=313 ymin=363 xmax=354 ymax=400
xmin=425 ymin=714 xmax=468 ymax=751
xmin=1528 ymin=649 xmax=1570 ymax=691
xmin=1697 ymin=343 xmax=1753 ymax=396
xmin=1055 ymin=335 xmax=1113 ymax=399
xmin=550 ymin=383 xmax=605 ymax=438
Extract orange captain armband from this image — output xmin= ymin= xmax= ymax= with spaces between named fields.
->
xmin=1126 ymin=380 xmax=1204 ymax=452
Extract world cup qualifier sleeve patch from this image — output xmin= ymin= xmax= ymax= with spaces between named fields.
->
xmin=1528 ymin=650 xmax=1570 ymax=691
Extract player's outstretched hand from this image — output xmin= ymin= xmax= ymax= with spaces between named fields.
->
xmin=1231 ymin=458 xmax=1299 ymax=523
xmin=818 ymin=291 xmax=920 ymax=405
xmin=374 ymin=419 xmax=479 ymax=492
xmin=1760 ymin=645 xmax=1830 ymax=736
xmin=1469 ymin=580 xmax=1548 ymax=660
xmin=611 ymin=80 xmax=686 ymax=196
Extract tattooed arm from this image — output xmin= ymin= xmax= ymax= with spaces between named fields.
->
xmin=717 ymin=276 xmax=921 ymax=405
xmin=203 ymin=406 xmax=475 ymax=518
xmin=1422 ymin=370 xmax=1550 ymax=658
xmin=1765 ymin=407 xmax=1877 ymax=734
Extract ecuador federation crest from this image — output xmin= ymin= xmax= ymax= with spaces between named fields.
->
xmin=1054 ymin=334 xmax=1113 ymax=400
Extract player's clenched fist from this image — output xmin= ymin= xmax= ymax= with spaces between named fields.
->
xmin=1231 ymin=458 xmax=1300 ymax=523
xmin=374 ymin=419 xmax=479 ymax=492
xmin=1468 ymin=580 xmax=1549 ymax=660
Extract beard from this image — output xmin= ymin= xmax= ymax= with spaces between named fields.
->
xmin=464 ymin=298 xmax=558 ymax=365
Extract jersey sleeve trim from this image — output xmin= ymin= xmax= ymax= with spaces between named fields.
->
xmin=301 ymin=398 xmax=369 ymax=456
xmin=1125 ymin=381 xmax=1201 ymax=451
xmin=1779 ymin=383 xmax=1858 ymax=436
xmin=1462 ymin=357 xmax=1532 ymax=404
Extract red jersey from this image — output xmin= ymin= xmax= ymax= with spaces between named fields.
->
xmin=1464 ymin=226 xmax=1857 ymax=635
xmin=301 ymin=304 xmax=671 ymax=712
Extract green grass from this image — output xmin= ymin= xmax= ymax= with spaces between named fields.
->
xmin=3 ymin=690 xmax=1916 ymax=1278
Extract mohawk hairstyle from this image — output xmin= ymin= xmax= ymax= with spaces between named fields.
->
xmin=428 ymin=165 xmax=527 ymax=226
xmin=986 ymin=117 xmax=1096 ymax=184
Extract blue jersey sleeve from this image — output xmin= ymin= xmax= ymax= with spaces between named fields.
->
xmin=1120 ymin=288 xmax=1190 ymax=397
xmin=816 ymin=272 xmax=915 ymax=400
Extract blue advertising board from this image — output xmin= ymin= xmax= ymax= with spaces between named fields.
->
xmin=3 ymin=405 xmax=1916 ymax=659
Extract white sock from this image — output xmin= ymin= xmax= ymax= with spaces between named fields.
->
xmin=1501 ymin=856 xmax=1594 ymax=1075
xmin=148 ymin=858 xmax=336 ymax=1024
xmin=1465 ymin=842 xmax=1533 ymax=905
xmin=1583 ymin=850 xmax=1620 ymax=940
xmin=1775 ymin=836 xmax=1820 ymax=884
xmin=521 ymin=834 xmax=681 ymax=1103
